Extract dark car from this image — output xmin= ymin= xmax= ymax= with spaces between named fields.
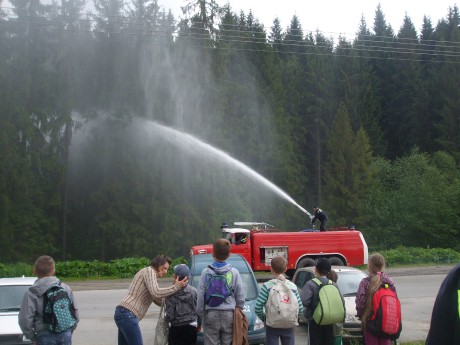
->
xmin=189 ymin=253 xmax=265 ymax=344
xmin=292 ymin=266 xmax=367 ymax=342
xmin=0 ymin=277 xmax=36 ymax=345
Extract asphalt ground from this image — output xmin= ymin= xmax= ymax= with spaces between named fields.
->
xmin=68 ymin=264 xmax=456 ymax=291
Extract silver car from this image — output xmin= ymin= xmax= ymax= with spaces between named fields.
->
xmin=292 ymin=266 xmax=367 ymax=342
xmin=0 ymin=277 xmax=36 ymax=345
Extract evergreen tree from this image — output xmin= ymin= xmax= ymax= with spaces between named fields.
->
xmin=269 ymin=17 xmax=283 ymax=55
xmin=283 ymin=15 xmax=305 ymax=55
xmin=321 ymin=104 xmax=358 ymax=226
xmin=432 ymin=6 xmax=460 ymax=162
xmin=181 ymin=0 xmax=222 ymax=36
xmin=390 ymin=15 xmax=426 ymax=154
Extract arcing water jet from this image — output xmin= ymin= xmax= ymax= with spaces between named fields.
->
xmin=140 ymin=119 xmax=312 ymax=218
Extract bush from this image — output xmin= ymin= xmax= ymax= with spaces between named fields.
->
xmin=0 ymin=262 xmax=33 ymax=277
xmin=108 ymin=257 xmax=150 ymax=278
xmin=1 ymin=256 xmax=189 ymax=279
xmin=379 ymin=247 xmax=460 ymax=266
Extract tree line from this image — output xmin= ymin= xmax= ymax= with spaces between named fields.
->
xmin=0 ymin=0 xmax=459 ymax=263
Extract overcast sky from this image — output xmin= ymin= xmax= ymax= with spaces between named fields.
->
xmin=159 ymin=0 xmax=458 ymax=39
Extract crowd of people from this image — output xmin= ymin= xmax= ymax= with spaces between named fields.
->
xmin=18 ymin=247 xmax=460 ymax=345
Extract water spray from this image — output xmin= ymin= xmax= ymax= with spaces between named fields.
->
xmin=293 ymin=203 xmax=313 ymax=218
xmin=142 ymin=120 xmax=312 ymax=218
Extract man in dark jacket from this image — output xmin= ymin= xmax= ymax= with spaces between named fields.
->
xmin=426 ymin=263 xmax=460 ymax=345
xmin=165 ymin=264 xmax=199 ymax=345
xmin=311 ymin=207 xmax=328 ymax=231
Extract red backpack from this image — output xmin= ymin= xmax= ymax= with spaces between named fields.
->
xmin=367 ymin=283 xmax=402 ymax=340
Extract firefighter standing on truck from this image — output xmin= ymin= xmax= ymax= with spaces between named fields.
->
xmin=311 ymin=207 xmax=328 ymax=231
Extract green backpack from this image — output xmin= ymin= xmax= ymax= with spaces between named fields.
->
xmin=312 ymin=278 xmax=345 ymax=325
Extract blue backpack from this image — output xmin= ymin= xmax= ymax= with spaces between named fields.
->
xmin=43 ymin=281 xmax=77 ymax=333
xmin=204 ymin=265 xmax=233 ymax=307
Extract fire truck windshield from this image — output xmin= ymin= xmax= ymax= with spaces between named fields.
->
xmin=223 ymin=232 xmax=233 ymax=241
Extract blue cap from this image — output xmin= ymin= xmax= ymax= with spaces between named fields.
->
xmin=174 ymin=264 xmax=190 ymax=278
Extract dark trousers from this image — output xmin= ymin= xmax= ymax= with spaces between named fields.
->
xmin=168 ymin=324 xmax=197 ymax=345
xmin=309 ymin=320 xmax=334 ymax=345
xmin=319 ymin=220 xmax=327 ymax=231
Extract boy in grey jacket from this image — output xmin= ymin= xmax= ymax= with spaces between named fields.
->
xmin=165 ymin=264 xmax=199 ymax=345
xmin=19 ymin=255 xmax=79 ymax=345
xmin=196 ymin=239 xmax=245 ymax=345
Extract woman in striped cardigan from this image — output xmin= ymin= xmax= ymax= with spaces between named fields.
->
xmin=114 ymin=255 xmax=188 ymax=345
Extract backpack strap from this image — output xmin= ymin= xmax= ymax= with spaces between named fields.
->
xmin=312 ymin=278 xmax=332 ymax=286
xmin=311 ymin=278 xmax=333 ymax=312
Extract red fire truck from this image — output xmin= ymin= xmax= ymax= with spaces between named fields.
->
xmin=190 ymin=222 xmax=368 ymax=275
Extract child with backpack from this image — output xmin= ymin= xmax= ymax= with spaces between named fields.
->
xmin=255 ymin=256 xmax=303 ymax=345
xmin=165 ymin=264 xmax=199 ymax=345
xmin=355 ymin=253 xmax=402 ymax=345
xmin=196 ymin=238 xmax=245 ymax=345
xmin=19 ymin=255 xmax=79 ymax=345
xmin=301 ymin=258 xmax=345 ymax=345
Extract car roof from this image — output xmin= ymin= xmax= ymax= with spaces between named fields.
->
xmin=189 ymin=254 xmax=251 ymax=274
xmin=0 ymin=277 xmax=37 ymax=286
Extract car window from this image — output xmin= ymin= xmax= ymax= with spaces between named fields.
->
xmin=294 ymin=271 xmax=315 ymax=289
xmin=0 ymin=285 xmax=30 ymax=311
xmin=336 ymin=271 xmax=367 ymax=296
xmin=190 ymin=272 xmax=258 ymax=301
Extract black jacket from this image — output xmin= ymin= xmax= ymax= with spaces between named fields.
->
xmin=425 ymin=263 xmax=460 ymax=345
xmin=311 ymin=209 xmax=328 ymax=223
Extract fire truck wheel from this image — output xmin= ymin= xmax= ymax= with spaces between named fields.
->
xmin=297 ymin=257 xmax=316 ymax=268
xmin=328 ymin=257 xmax=345 ymax=266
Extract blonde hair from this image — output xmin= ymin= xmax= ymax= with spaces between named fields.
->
xmin=361 ymin=253 xmax=386 ymax=329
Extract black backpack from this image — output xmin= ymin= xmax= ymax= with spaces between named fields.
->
xmin=43 ymin=281 xmax=77 ymax=333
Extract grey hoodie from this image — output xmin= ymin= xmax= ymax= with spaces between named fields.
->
xmin=196 ymin=262 xmax=245 ymax=319
xmin=18 ymin=276 xmax=79 ymax=340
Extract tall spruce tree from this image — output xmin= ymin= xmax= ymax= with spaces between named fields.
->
xmin=432 ymin=6 xmax=460 ymax=162
xmin=323 ymin=104 xmax=354 ymax=225
xmin=391 ymin=15 xmax=425 ymax=155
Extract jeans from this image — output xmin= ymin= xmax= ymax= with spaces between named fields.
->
xmin=203 ymin=309 xmax=234 ymax=345
xmin=36 ymin=329 xmax=72 ymax=345
xmin=114 ymin=306 xmax=143 ymax=345
xmin=265 ymin=324 xmax=295 ymax=345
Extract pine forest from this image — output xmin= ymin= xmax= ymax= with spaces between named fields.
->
xmin=1 ymin=0 xmax=460 ymax=262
